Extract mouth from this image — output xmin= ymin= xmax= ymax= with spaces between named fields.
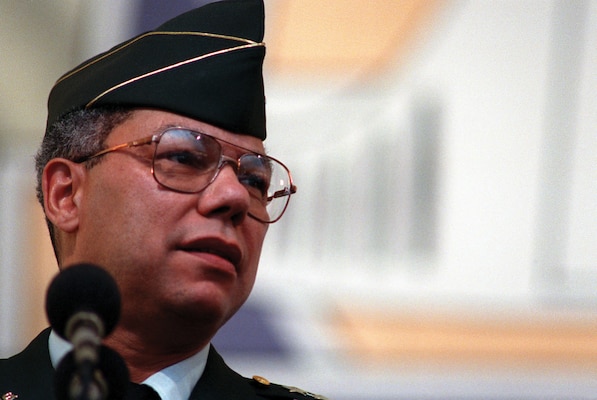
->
xmin=177 ymin=237 xmax=242 ymax=269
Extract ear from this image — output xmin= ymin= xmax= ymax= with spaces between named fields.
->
xmin=42 ymin=158 xmax=86 ymax=233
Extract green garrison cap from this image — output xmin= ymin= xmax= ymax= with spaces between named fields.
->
xmin=46 ymin=0 xmax=267 ymax=139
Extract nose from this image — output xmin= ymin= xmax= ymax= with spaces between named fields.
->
xmin=196 ymin=163 xmax=251 ymax=224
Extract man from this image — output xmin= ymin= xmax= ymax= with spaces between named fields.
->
xmin=0 ymin=1 xmax=326 ymax=399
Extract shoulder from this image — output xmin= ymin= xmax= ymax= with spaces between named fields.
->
xmin=196 ymin=345 xmax=330 ymax=399
xmin=1 ymin=328 xmax=52 ymax=370
xmin=247 ymin=375 xmax=329 ymax=400
xmin=0 ymin=329 xmax=54 ymax=398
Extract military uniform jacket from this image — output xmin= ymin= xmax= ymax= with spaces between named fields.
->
xmin=0 ymin=328 xmax=326 ymax=400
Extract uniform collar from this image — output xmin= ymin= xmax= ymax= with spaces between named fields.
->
xmin=49 ymin=330 xmax=209 ymax=400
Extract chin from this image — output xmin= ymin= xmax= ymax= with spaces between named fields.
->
xmin=176 ymin=287 xmax=246 ymax=324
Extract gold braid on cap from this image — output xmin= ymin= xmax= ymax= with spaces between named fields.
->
xmin=53 ymin=31 xmax=264 ymax=88
xmin=85 ymin=40 xmax=265 ymax=108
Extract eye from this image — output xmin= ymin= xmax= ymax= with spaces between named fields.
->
xmin=157 ymin=149 xmax=214 ymax=171
xmin=238 ymin=171 xmax=269 ymax=201
xmin=238 ymin=154 xmax=272 ymax=200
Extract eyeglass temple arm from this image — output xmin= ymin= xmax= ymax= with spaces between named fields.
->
xmin=267 ymin=184 xmax=297 ymax=202
xmin=78 ymin=136 xmax=156 ymax=162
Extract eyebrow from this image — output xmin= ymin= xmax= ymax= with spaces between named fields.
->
xmin=158 ymin=125 xmax=269 ymax=156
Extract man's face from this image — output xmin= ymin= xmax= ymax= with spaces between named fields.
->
xmin=64 ymin=109 xmax=268 ymax=339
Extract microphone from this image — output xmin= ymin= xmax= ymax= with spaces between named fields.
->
xmin=46 ymin=263 xmax=123 ymax=400
xmin=54 ymin=345 xmax=129 ymax=400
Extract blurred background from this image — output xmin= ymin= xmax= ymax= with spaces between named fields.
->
xmin=1 ymin=0 xmax=596 ymax=398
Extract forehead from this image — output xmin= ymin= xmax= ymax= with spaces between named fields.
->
xmin=108 ymin=108 xmax=266 ymax=153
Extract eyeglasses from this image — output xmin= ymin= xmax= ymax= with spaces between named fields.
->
xmin=76 ymin=127 xmax=297 ymax=223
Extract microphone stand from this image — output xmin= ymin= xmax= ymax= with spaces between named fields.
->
xmin=66 ymin=312 xmax=106 ymax=400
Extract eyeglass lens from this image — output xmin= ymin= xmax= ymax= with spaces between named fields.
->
xmin=152 ymin=128 xmax=293 ymax=223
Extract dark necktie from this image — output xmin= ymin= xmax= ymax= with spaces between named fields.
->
xmin=125 ymin=382 xmax=161 ymax=400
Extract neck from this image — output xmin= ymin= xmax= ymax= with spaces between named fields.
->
xmin=104 ymin=325 xmax=211 ymax=382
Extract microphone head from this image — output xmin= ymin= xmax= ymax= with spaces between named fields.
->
xmin=46 ymin=263 xmax=121 ymax=340
xmin=54 ymin=345 xmax=130 ymax=400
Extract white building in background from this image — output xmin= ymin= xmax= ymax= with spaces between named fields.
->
xmin=1 ymin=1 xmax=596 ymax=398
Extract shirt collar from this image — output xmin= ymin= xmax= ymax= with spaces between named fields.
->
xmin=49 ymin=330 xmax=209 ymax=400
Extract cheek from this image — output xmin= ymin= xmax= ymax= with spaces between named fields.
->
xmin=78 ymin=167 xmax=167 ymax=264
xmin=241 ymin=224 xmax=268 ymax=279
xmin=100 ymin=163 xmax=167 ymax=223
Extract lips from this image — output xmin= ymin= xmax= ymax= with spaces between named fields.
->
xmin=177 ymin=237 xmax=242 ymax=269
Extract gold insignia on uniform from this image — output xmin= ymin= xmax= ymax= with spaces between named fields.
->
xmin=252 ymin=375 xmax=271 ymax=386
xmin=282 ymin=385 xmax=329 ymax=400
xmin=2 ymin=393 xmax=18 ymax=400
xmin=283 ymin=385 xmax=304 ymax=394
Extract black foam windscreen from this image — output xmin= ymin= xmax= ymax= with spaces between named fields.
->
xmin=46 ymin=263 xmax=121 ymax=340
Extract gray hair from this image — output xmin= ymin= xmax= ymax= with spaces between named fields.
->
xmin=35 ymin=106 xmax=132 ymax=261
